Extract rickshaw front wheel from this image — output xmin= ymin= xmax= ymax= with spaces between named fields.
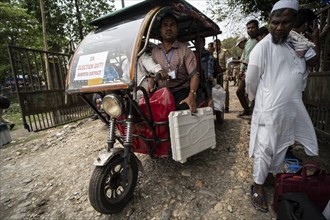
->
xmin=89 ymin=154 xmax=138 ymax=214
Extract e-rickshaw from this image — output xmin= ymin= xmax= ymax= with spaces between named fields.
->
xmin=66 ymin=0 xmax=223 ymax=214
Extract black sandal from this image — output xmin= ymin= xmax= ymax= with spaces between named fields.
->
xmin=250 ymin=185 xmax=268 ymax=213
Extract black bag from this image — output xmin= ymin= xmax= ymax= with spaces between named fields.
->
xmin=0 ymin=95 xmax=11 ymax=109
xmin=277 ymin=192 xmax=326 ymax=220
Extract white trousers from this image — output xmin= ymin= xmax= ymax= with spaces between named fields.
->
xmin=252 ymin=126 xmax=289 ymax=185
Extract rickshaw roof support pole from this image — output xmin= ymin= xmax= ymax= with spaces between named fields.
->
xmin=126 ymin=93 xmax=159 ymax=158
xmin=137 ymin=9 xmax=161 ymax=58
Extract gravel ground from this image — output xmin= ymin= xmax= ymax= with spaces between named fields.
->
xmin=1 ymin=85 xmax=329 ymax=220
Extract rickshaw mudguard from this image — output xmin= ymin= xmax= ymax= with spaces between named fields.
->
xmin=93 ymin=148 xmax=143 ymax=171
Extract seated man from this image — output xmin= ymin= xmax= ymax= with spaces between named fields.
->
xmin=136 ymin=44 xmax=164 ymax=101
xmin=152 ymin=13 xmax=199 ymax=112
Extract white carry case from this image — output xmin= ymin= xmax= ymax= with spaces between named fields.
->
xmin=212 ymin=84 xmax=226 ymax=111
xmin=168 ymin=107 xmax=216 ymax=163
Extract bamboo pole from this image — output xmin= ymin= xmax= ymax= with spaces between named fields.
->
xmin=39 ymin=0 xmax=51 ymax=89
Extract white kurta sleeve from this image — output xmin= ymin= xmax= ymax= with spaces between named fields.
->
xmin=245 ymin=65 xmax=260 ymax=101
xmin=121 ymin=59 xmax=130 ymax=82
xmin=302 ymin=70 xmax=309 ymax=91
xmin=140 ymin=53 xmax=162 ymax=75
xmin=245 ymin=45 xmax=263 ymax=102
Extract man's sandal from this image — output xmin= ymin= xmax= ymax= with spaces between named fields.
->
xmin=250 ymin=185 xmax=268 ymax=213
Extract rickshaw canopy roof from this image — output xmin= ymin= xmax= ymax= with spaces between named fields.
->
xmin=91 ymin=0 xmax=221 ymax=40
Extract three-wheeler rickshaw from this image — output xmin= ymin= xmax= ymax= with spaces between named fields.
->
xmin=66 ymin=0 xmax=223 ymax=214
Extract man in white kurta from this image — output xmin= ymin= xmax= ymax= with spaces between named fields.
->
xmin=136 ymin=52 xmax=163 ymax=101
xmin=245 ymin=0 xmax=319 ymax=213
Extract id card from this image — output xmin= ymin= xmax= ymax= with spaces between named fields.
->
xmin=168 ymin=70 xmax=176 ymax=79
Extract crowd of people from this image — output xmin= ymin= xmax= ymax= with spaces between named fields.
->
xmin=138 ymin=0 xmax=325 ymax=214
xmin=2 ymin=0 xmax=327 ymax=215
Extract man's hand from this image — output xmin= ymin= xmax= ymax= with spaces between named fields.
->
xmin=147 ymin=78 xmax=155 ymax=93
xmin=305 ymin=26 xmax=319 ymax=44
xmin=159 ymin=70 xmax=169 ymax=80
xmin=179 ymin=93 xmax=197 ymax=112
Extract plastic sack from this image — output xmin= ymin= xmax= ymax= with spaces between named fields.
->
xmin=212 ymin=84 xmax=226 ymax=111
xmin=281 ymin=158 xmax=302 ymax=173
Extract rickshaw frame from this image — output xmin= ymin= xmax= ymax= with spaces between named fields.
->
xmin=66 ymin=0 xmax=223 ymax=214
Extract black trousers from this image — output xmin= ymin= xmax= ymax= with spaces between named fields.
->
xmin=236 ymin=79 xmax=250 ymax=112
xmin=173 ymin=87 xmax=190 ymax=110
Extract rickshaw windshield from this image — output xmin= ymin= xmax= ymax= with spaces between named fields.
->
xmin=66 ymin=17 xmax=144 ymax=94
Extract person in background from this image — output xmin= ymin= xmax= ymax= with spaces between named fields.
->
xmin=0 ymin=94 xmax=15 ymax=130
xmin=230 ymin=60 xmax=240 ymax=86
xmin=136 ymin=43 xmax=164 ymax=101
xmin=207 ymin=42 xmax=215 ymax=54
xmin=214 ymin=39 xmax=231 ymax=113
xmin=152 ymin=13 xmax=199 ymax=112
xmin=293 ymin=8 xmax=316 ymax=36
xmin=285 ymin=8 xmax=321 ymax=161
xmin=256 ymin=26 xmax=269 ymax=42
xmin=195 ymin=36 xmax=214 ymax=106
xmin=234 ymin=37 xmax=247 ymax=86
xmin=236 ymin=36 xmax=247 ymax=50
xmin=245 ymin=0 xmax=319 ymax=213
xmin=236 ymin=19 xmax=259 ymax=116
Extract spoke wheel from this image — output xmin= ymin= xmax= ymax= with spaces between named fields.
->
xmin=89 ymin=155 xmax=138 ymax=214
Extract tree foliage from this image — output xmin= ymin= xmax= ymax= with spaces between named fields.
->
xmin=1 ymin=0 xmax=115 ymax=82
xmin=20 ymin=0 xmax=115 ymax=52
xmin=222 ymin=37 xmax=243 ymax=59
xmin=209 ymin=0 xmax=328 ymax=22
xmin=206 ymin=0 xmax=262 ymax=38
xmin=229 ymin=0 xmax=327 ymax=18
xmin=0 ymin=2 xmax=43 ymax=80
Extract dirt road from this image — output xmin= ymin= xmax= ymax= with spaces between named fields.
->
xmin=1 ymin=84 xmax=329 ymax=220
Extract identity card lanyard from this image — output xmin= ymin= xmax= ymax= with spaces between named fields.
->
xmin=162 ymin=49 xmax=174 ymax=71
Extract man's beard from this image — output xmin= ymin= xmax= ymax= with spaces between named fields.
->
xmin=271 ymin=34 xmax=288 ymax=44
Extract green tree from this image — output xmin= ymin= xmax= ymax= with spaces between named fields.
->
xmin=63 ymin=0 xmax=115 ymax=42
xmin=208 ymin=0 xmax=327 ymax=22
xmin=206 ymin=0 xmax=262 ymax=38
xmin=20 ymin=0 xmax=115 ymax=52
xmin=0 ymin=2 xmax=43 ymax=81
xmin=20 ymin=0 xmax=67 ymax=52
xmin=222 ymin=37 xmax=243 ymax=59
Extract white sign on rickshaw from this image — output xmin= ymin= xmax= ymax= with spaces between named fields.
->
xmin=74 ymin=51 xmax=109 ymax=81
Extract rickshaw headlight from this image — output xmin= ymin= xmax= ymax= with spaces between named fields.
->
xmin=102 ymin=94 xmax=124 ymax=118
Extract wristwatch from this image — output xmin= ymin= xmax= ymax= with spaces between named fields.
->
xmin=190 ymin=89 xmax=196 ymax=96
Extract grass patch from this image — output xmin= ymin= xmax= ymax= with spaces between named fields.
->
xmin=1 ymin=132 xmax=44 ymax=149
xmin=2 ymin=102 xmax=23 ymax=130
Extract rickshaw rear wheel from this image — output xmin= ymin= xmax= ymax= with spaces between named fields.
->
xmin=89 ymin=154 xmax=138 ymax=214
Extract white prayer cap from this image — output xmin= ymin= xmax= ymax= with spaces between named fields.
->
xmin=271 ymin=0 xmax=299 ymax=13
